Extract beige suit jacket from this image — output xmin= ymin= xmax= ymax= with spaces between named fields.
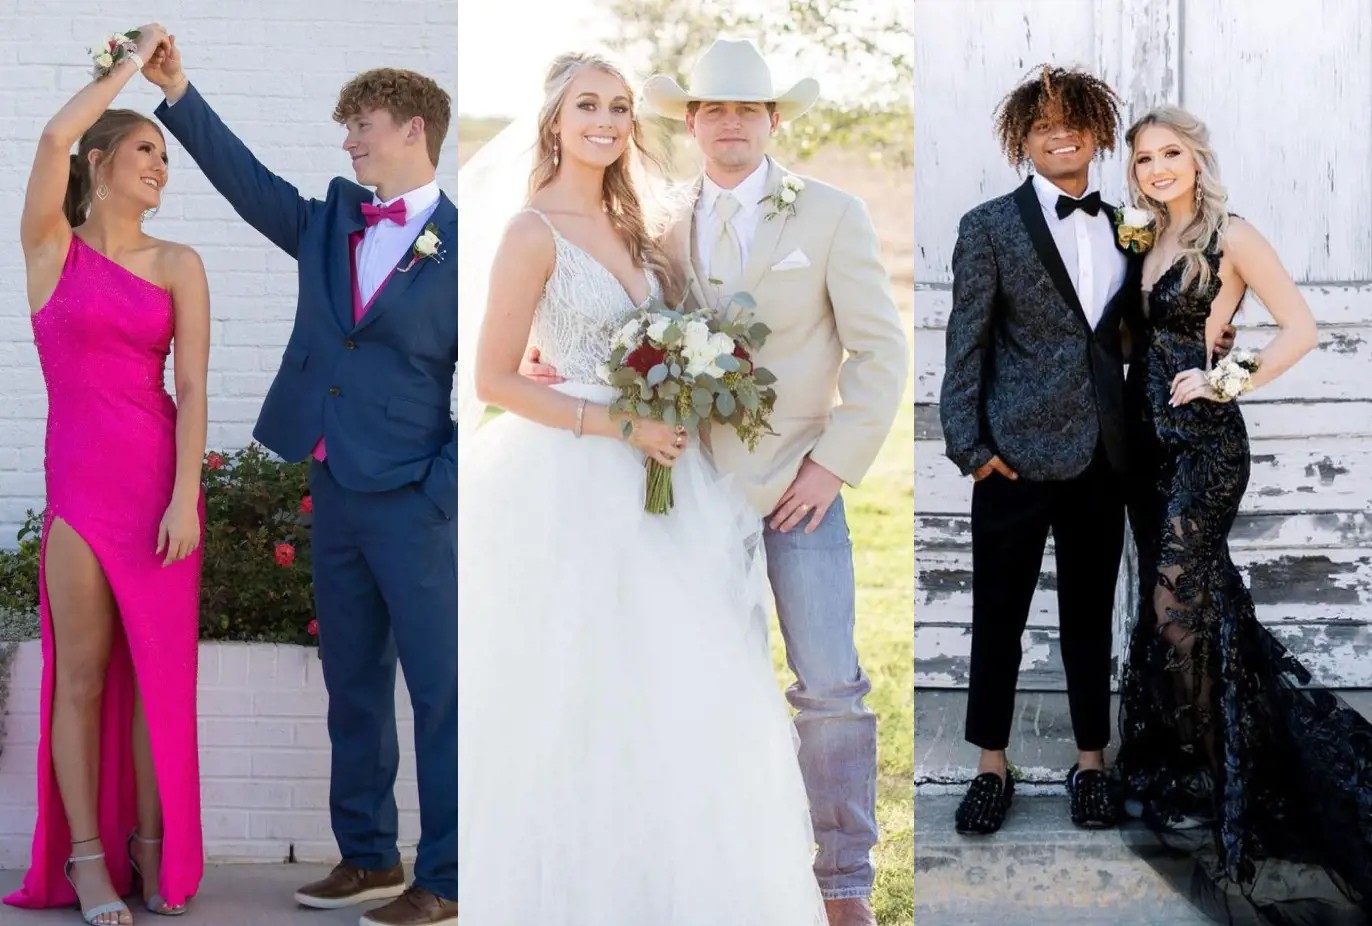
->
xmin=665 ymin=157 xmax=909 ymax=516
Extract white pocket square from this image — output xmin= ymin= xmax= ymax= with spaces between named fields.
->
xmin=770 ymin=249 xmax=811 ymax=271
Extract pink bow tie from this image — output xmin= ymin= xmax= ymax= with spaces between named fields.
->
xmin=361 ymin=200 xmax=407 ymax=227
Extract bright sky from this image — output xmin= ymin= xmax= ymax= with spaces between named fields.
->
xmin=457 ymin=0 xmax=910 ymax=119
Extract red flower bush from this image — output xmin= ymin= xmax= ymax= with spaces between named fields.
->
xmin=275 ymin=543 xmax=296 ymax=567
xmin=206 ymin=452 xmax=225 ymax=471
xmin=299 ymin=495 xmax=313 ymax=515
xmin=306 ymin=619 xmax=319 ymax=637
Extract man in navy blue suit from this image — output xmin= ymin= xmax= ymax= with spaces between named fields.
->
xmin=144 ymin=37 xmax=457 ymax=926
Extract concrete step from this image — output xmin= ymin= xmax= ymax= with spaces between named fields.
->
xmin=914 ymin=794 xmax=1213 ymax=925
xmin=0 ymin=864 xmax=400 ymax=926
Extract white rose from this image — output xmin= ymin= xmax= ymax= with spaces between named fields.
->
xmin=1121 ymin=206 xmax=1152 ymax=228
xmin=612 ymin=319 xmax=641 ymax=350
xmin=683 ymin=320 xmax=712 ymax=351
xmin=779 ymin=188 xmax=797 ymax=204
xmin=708 ymin=332 xmax=735 ymax=358
xmin=646 ymin=318 xmax=670 ymax=343
xmin=783 ymin=176 xmax=804 ymax=191
xmin=596 ymin=362 xmax=612 ymax=383
xmin=414 ymin=231 xmax=440 ymax=257
xmin=95 ymin=51 xmax=114 ymax=69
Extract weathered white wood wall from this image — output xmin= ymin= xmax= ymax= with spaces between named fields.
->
xmin=913 ymin=0 xmax=1372 ymax=690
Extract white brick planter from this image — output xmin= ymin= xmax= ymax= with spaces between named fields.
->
xmin=0 ymin=641 xmax=418 ymax=868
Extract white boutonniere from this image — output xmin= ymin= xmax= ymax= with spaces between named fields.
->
xmin=88 ymin=30 xmax=141 ymax=79
xmin=759 ymin=175 xmax=805 ymax=221
xmin=1115 ymin=205 xmax=1156 ymax=254
xmin=398 ymin=222 xmax=445 ymax=273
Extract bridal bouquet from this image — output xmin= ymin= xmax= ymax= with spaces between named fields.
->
xmin=600 ymin=295 xmax=777 ymax=514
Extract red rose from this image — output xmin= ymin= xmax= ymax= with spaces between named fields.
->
xmin=206 ymin=452 xmax=225 ymax=470
xmin=306 ymin=619 xmax=319 ymax=637
xmin=732 ymin=343 xmax=751 ymax=363
xmin=274 ymin=542 xmax=296 ymax=567
xmin=624 ymin=344 xmax=666 ymax=377
xmin=299 ymin=495 xmax=313 ymax=515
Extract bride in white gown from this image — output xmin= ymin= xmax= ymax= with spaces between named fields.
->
xmin=456 ymin=52 xmax=828 ymax=925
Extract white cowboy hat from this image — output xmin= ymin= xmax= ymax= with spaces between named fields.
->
xmin=642 ymin=38 xmax=820 ymax=121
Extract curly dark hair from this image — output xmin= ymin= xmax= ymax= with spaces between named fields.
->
xmin=994 ymin=66 xmax=1121 ymax=169
xmin=334 ymin=68 xmax=452 ymax=167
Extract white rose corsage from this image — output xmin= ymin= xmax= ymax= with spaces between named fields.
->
xmin=398 ymin=222 xmax=445 ymax=273
xmin=1207 ymin=348 xmax=1260 ymax=400
xmin=89 ymin=31 xmax=141 ymax=80
xmin=759 ymin=175 xmax=805 ymax=221
xmin=1115 ymin=205 xmax=1155 ymax=254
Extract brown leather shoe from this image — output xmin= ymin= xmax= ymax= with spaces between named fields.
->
xmin=293 ymin=862 xmax=406 ymax=909
xmin=824 ymin=897 xmax=877 ymax=926
xmin=359 ymin=887 xmax=458 ymax=926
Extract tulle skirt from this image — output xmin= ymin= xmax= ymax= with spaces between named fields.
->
xmin=457 ymin=384 xmax=827 ymax=925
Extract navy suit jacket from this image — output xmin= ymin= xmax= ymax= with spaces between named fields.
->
xmin=155 ymin=84 xmax=458 ymax=519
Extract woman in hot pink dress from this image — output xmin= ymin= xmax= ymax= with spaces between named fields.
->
xmin=4 ymin=22 xmax=209 ymax=925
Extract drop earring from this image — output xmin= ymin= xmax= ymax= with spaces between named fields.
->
xmin=552 ymin=137 xmax=560 ymax=168
xmin=1193 ymin=181 xmax=1202 ymax=208
xmin=95 ymin=182 xmax=109 ymax=201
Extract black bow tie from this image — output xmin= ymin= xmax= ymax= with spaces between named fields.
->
xmin=1055 ymin=191 xmax=1102 ymax=219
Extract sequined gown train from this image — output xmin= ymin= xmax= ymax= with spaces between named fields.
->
xmin=1116 ymin=247 xmax=1372 ymax=922
xmin=457 ymin=210 xmax=826 ymax=925
xmin=4 ymin=235 xmax=205 ymax=911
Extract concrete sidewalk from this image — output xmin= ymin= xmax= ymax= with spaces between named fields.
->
xmin=0 ymin=864 xmax=398 ymax=926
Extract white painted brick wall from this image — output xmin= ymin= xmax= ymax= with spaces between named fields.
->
xmin=0 ymin=640 xmax=419 ymax=866
xmin=0 ymin=1 xmax=458 ymax=544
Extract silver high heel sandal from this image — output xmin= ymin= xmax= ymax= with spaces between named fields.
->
xmin=63 ymin=837 xmax=132 ymax=926
xmin=127 ymin=830 xmax=186 ymax=916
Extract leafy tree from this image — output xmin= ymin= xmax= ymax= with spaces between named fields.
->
xmin=602 ymin=0 xmax=912 ymax=166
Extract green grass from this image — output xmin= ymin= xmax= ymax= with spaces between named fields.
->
xmin=768 ymin=370 xmax=914 ymax=925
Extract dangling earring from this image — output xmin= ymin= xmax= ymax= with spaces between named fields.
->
xmin=552 ymin=137 xmax=560 ymax=168
xmin=1193 ymin=181 xmax=1202 ymax=208
xmin=142 ymin=206 xmax=158 ymax=223
xmin=95 ymin=182 xmax=109 ymax=201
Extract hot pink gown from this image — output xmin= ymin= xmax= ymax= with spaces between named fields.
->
xmin=3 ymin=235 xmax=205 ymax=910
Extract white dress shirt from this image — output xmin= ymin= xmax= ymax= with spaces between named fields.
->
xmin=695 ymin=159 xmax=771 ymax=279
xmin=1032 ymin=174 xmax=1127 ymax=329
xmin=356 ymin=180 xmax=442 ymax=305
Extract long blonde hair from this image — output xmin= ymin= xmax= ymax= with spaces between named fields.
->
xmin=1126 ymin=106 xmax=1229 ymax=294
xmin=530 ymin=52 xmax=683 ymax=306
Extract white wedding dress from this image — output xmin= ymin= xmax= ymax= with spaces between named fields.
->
xmin=457 ymin=210 xmax=827 ymax=925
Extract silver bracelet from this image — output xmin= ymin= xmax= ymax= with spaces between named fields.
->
xmin=572 ymin=399 xmax=587 ymax=438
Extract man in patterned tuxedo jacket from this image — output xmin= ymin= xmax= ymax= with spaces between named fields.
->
xmin=940 ymin=67 xmax=1142 ymax=837
xmin=146 ymin=39 xmax=457 ymax=926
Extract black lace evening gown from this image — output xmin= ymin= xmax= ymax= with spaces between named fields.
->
xmin=1116 ymin=248 xmax=1372 ymax=924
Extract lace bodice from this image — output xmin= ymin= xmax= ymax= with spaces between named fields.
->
xmin=524 ymin=209 xmax=660 ymax=385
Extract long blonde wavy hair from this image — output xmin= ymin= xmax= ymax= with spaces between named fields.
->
xmin=1126 ymin=106 xmax=1229 ymax=294
xmin=529 ymin=52 xmax=683 ymax=306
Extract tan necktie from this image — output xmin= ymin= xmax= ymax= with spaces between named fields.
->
xmin=711 ymin=192 xmax=743 ymax=294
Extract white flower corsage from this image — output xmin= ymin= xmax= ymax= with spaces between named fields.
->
xmin=759 ymin=175 xmax=805 ymax=221
xmin=1207 ymin=349 xmax=1260 ymax=400
xmin=1115 ymin=205 xmax=1155 ymax=254
xmin=398 ymin=222 xmax=445 ymax=273
xmin=89 ymin=31 xmax=141 ymax=80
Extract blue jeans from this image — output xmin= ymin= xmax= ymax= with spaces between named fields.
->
xmin=764 ymin=493 xmax=877 ymax=899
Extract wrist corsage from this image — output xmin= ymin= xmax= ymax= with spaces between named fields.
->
xmin=89 ymin=31 xmax=142 ymax=79
xmin=1207 ymin=349 xmax=1259 ymax=400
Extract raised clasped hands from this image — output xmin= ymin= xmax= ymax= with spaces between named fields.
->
xmin=139 ymin=27 xmax=186 ymax=96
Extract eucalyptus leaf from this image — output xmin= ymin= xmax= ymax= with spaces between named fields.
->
xmin=646 ymin=363 xmax=669 ymax=386
xmin=691 ymin=387 xmax=713 ymax=411
xmin=716 ymin=354 xmax=741 ymax=373
xmin=663 ymin=405 xmax=678 ymax=427
xmin=636 ymin=401 xmax=651 ymax=418
xmin=753 ymin=368 xmax=777 ymax=386
xmin=716 ymin=391 xmax=736 ymax=417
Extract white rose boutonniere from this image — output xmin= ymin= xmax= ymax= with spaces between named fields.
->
xmin=759 ymin=175 xmax=805 ymax=221
xmin=1115 ymin=205 xmax=1156 ymax=254
xmin=398 ymin=222 xmax=446 ymax=273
